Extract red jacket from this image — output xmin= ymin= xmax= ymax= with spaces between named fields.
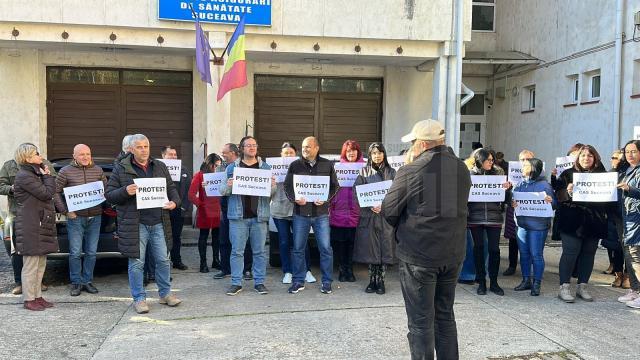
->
xmin=189 ymin=171 xmax=221 ymax=229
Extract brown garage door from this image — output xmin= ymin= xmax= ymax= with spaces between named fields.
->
xmin=46 ymin=67 xmax=193 ymax=169
xmin=254 ymin=75 xmax=382 ymax=157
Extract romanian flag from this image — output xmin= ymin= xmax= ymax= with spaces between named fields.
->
xmin=217 ymin=16 xmax=247 ymax=101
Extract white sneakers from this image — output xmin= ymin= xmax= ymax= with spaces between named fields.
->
xmin=305 ymin=271 xmax=317 ymax=283
xmin=618 ymin=289 xmax=640 ymax=303
xmin=282 ymin=273 xmax=293 ymax=284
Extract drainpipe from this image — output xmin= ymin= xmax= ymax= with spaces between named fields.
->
xmin=461 ymin=82 xmax=475 ymax=107
xmin=612 ymin=0 xmax=623 ymax=150
xmin=454 ymin=0 xmax=464 ymax=155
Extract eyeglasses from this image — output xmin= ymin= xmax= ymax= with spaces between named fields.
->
xmin=626 ymin=150 xmax=638 ymax=155
xmin=486 ymin=158 xmax=494 ymax=162
xmin=243 ymin=144 xmax=258 ymax=148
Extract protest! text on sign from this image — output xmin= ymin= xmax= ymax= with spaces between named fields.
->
xmin=158 ymin=159 xmax=182 ymax=182
xmin=203 ymin=172 xmax=227 ymax=197
xmin=555 ymin=155 xmax=576 ymax=176
xmin=231 ymin=167 xmax=272 ymax=197
xmin=387 ymin=156 xmax=406 ymax=172
xmin=63 ymin=181 xmax=105 ymax=212
xmin=334 ymin=162 xmax=366 ymax=187
xmin=293 ymin=175 xmax=330 ymax=202
xmin=469 ymin=175 xmax=507 ymax=202
xmin=266 ymin=157 xmax=296 ymax=183
xmin=513 ymin=191 xmax=553 ymax=218
xmin=134 ymin=178 xmax=169 ymax=209
xmin=356 ymin=180 xmax=393 ymax=208
xmin=572 ymin=172 xmax=618 ymax=202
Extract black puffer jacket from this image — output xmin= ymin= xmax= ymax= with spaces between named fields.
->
xmin=467 ymin=166 xmax=506 ymax=225
xmin=105 ymin=154 xmax=180 ymax=258
xmin=14 ymin=164 xmax=58 ymax=256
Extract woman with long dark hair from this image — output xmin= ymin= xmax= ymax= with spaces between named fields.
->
xmin=353 ymin=142 xmax=396 ymax=294
xmin=556 ymin=145 xmax=614 ymax=302
xmin=189 ymin=153 xmax=223 ymax=273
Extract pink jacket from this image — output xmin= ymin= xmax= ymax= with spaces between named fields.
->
xmin=329 ymin=157 xmax=364 ymax=228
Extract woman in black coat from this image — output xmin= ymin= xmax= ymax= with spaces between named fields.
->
xmin=353 ymin=143 xmax=396 ymax=294
xmin=13 ymin=143 xmax=57 ymax=311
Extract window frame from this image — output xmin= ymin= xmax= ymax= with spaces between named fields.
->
xmin=589 ymin=74 xmax=601 ymax=100
xmin=471 ymin=0 xmax=496 ymax=32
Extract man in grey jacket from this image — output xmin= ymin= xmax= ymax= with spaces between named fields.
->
xmin=382 ymin=120 xmax=471 ymax=360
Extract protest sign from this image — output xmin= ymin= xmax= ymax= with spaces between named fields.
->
xmin=231 ymin=167 xmax=272 ymax=197
xmin=293 ymin=175 xmax=330 ymax=202
xmin=469 ymin=175 xmax=507 ymax=202
xmin=356 ymin=180 xmax=393 ymax=208
xmin=508 ymin=161 xmax=546 ymax=185
xmin=134 ymin=178 xmax=169 ymax=209
xmin=63 ymin=181 xmax=105 ymax=212
xmin=158 ymin=159 xmax=182 ymax=182
xmin=387 ymin=156 xmax=406 ymax=172
xmin=266 ymin=157 xmax=296 ymax=183
xmin=334 ymin=162 xmax=366 ymax=187
xmin=203 ymin=172 xmax=227 ymax=197
xmin=572 ymin=172 xmax=617 ymax=202
xmin=555 ymin=155 xmax=576 ymax=176
xmin=512 ymin=191 xmax=554 ymax=217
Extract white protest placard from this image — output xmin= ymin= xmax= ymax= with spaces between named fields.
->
xmin=334 ymin=162 xmax=366 ymax=187
xmin=203 ymin=172 xmax=227 ymax=197
xmin=134 ymin=178 xmax=169 ymax=209
xmin=469 ymin=175 xmax=507 ymax=202
xmin=513 ymin=191 xmax=554 ymax=218
xmin=572 ymin=172 xmax=618 ymax=202
xmin=356 ymin=180 xmax=393 ymax=208
xmin=635 ymin=126 xmax=640 ymax=140
xmin=158 ymin=159 xmax=182 ymax=182
xmin=293 ymin=175 xmax=330 ymax=202
xmin=508 ymin=161 xmax=524 ymax=185
xmin=63 ymin=181 xmax=105 ymax=212
xmin=231 ymin=167 xmax=272 ymax=197
xmin=387 ymin=156 xmax=406 ymax=172
xmin=266 ymin=157 xmax=297 ymax=183
xmin=321 ymin=154 xmax=341 ymax=162
xmin=555 ymin=155 xmax=576 ymax=176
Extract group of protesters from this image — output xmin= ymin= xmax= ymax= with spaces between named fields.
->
xmin=3 ymin=118 xmax=640 ymax=360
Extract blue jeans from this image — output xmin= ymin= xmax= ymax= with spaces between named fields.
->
xmin=229 ymin=218 xmax=267 ymax=286
xmin=292 ymin=215 xmax=332 ymax=284
xmin=67 ymin=216 xmax=101 ymax=285
xmin=458 ymin=230 xmax=476 ymax=281
xmin=128 ymin=224 xmax=172 ymax=302
xmin=273 ymin=218 xmax=310 ymax=274
xmin=516 ymin=227 xmax=547 ymax=281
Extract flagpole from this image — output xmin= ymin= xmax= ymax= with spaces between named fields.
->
xmin=188 ymin=3 xmax=219 ymax=60
xmin=219 ymin=14 xmax=246 ymax=59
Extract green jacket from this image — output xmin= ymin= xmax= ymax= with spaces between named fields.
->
xmin=0 ymin=159 xmax=57 ymax=216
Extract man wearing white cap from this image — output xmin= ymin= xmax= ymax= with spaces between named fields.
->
xmin=382 ymin=119 xmax=471 ymax=360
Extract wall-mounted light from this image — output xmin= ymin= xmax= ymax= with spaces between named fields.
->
xmin=157 ymin=35 xmax=164 ymax=44
xmin=11 ymin=27 xmax=19 ymax=37
xmin=355 ymin=44 xmax=361 ymax=53
xmin=396 ymin=46 xmax=403 ymax=54
xmin=109 ymin=32 xmax=117 ymax=41
xmin=61 ymin=30 xmax=69 ymax=40
xmin=313 ymin=43 xmax=320 ymax=51
xmin=270 ymin=41 xmax=277 ymax=50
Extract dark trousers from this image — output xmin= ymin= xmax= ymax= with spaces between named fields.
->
xmin=12 ymin=254 xmax=23 ymax=284
xmin=219 ymin=211 xmax=252 ymax=274
xmin=198 ymin=228 xmax=220 ymax=265
xmin=169 ymin=208 xmax=185 ymax=264
xmin=558 ymin=232 xmax=599 ymax=284
xmin=399 ymin=260 xmax=461 ymax=360
xmin=470 ymin=226 xmax=501 ymax=280
xmin=507 ymin=237 xmax=518 ymax=269
xmin=610 ymin=248 xmax=625 ymax=273
xmin=331 ymin=226 xmax=356 ymax=272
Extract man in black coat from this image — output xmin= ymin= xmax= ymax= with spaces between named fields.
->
xmin=382 ymin=120 xmax=471 ymax=360
xmin=105 ymin=134 xmax=182 ymax=314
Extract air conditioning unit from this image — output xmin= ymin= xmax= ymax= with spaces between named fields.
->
xmin=494 ymin=86 xmax=506 ymax=99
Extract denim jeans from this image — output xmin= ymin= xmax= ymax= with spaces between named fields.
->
xmin=458 ymin=230 xmax=476 ymax=281
xmin=292 ymin=215 xmax=332 ymax=284
xmin=128 ymin=224 xmax=172 ymax=302
xmin=399 ymin=260 xmax=461 ymax=360
xmin=273 ymin=217 xmax=310 ymax=274
xmin=229 ymin=218 xmax=267 ymax=286
xmin=516 ymin=227 xmax=547 ymax=281
xmin=67 ymin=215 xmax=101 ymax=285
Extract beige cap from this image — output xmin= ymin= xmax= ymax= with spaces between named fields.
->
xmin=401 ymin=119 xmax=445 ymax=143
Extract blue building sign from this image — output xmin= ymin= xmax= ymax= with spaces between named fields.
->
xmin=159 ymin=0 xmax=272 ymax=26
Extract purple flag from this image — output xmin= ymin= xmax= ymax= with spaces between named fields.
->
xmin=195 ymin=17 xmax=212 ymax=85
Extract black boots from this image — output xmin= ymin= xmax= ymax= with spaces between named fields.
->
xmin=365 ymin=264 xmax=386 ymax=294
xmin=489 ymin=278 xmax=504 ymax=296
xmin=365 ymin=275 xmax=377 ymax=293
xmin=376 ymin=273 xmax=385 ymax=295
xmin=514 ymin=277 xmax=532 ymax=291
xmin=531 ymin=279 xmax=541 ymax=296
xmin=199 ymin=258 xmax=210 ymax=273
xmin=476 ymin=280 xmax=487 ymax=295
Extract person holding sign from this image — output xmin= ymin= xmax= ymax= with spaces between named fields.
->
xmin=53 ymin=144 xmax=107 ymax=296
xmin=13 ymin=144 xmax=57 ymax=311
xmin=382 ymin=119 xmax=471 ymax=360
xmin=105 ymin=134 xmax=182 ymax=314
xmin=555 ymin=145 xmax=614 ymax=303
xmin=270 ymin=143 xmax=316 ymax=284
xmin=616 ymin=140 xmax=640 ymax=308
xmin=218 ymin=136 xmax=276 ymax=296
xmin=468 ymin=149 xmax=509 ymax=296
xmin=550 ymin=143 xmax=584 ymax=241
xmin=188 ymin=153 xmax=223 ymax=273
xmin=284 ymin=137 xmax=340 ymax=295
xmin=160 ymin=146 xmax=192 ymax=272
xmin=330 ymin=140 xmax=364 ymax=283
xmin=353 ymin=142 xmax=396 ymax=294
xmin=511 ymin=158 xmax=556 ymax=296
